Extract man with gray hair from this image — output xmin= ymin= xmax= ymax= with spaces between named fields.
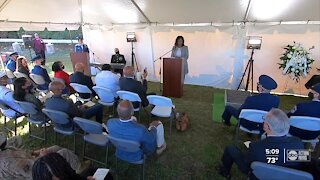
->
xmin=107 ymin=100 xmax=166 ymax=162
xmin=217 ymin=108 xmax=304 ymax=179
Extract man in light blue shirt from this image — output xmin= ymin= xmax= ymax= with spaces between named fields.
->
xmin=0 ymin=72 xmax=25 ymax=117
xmin=107 ymin=100 xmax=166 ymax=162
xmin=95 ymin=64 xmax=120 ymax=96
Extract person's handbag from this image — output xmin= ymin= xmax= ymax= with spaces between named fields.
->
xmin=176 ymin=112 xmax=189 ymax=132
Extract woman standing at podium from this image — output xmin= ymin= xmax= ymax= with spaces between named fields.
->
xmin=171 ymin=36 xmax=189 ymax=80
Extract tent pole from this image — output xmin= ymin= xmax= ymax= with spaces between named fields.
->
xmin=130 ymin=0 xmax=151 ymax=24
xmin=0 ymin=0 xmax=12 ymax=13
xmin=243 ymin=0 xmax=252 ymax=22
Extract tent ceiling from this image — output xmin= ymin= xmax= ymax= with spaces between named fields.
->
xmin=0 ymin=0 xmax=319 ymax=31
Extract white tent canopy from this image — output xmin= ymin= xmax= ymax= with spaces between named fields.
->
xmin=0 ymin=0 xmax=320 ymax=95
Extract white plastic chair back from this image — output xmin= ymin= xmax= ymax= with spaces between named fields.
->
xmin=93 ymin=86 xmax=116 ymax=104
xmin=147 ymin=95 xmax=174 ymax=107
xmin=30 ymin=73 xmax=46 ymax=85
xmin=239 ymin=109 xmax=268 ymax=123
xmin=5 ymin=69 xmax=15 ymax=79
xmin=290 ymin=116 xmax=320 ymax=131
xmin=70 ymin=83 xmax=92 ymax=94
xmin=117 ymin=91 xmax=141 ymax=102
xmin=13 ymin=71 xmax=28 ymax=78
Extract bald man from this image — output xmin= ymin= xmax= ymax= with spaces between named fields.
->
xmin=111 ymin=48 xmax=126 ymax=76
xmin=69 ymin=63 xmax=95 ymax=99
xmin=45 ymin=81 xmax=104 ymax=127
xmin=119 ymin=66 xmax=150 ymax=108
xmin=107 ymin=100 xmax=166 ymax=162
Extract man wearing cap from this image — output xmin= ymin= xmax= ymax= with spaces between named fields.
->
xmin=0 ymin=72 xmax=25 ymax=116
xmin=31 ymin=55 xmax=51 ymax=90
xmin=111 ymin=48 xmax=126 ymax=76
xmin=287 ymin=83 xmax=320 ymax=140
xmin=222 ymin=75 xmax=280 ymax=131
xmin=74 ymin=36 xmax=89 ymax=53
xmin=6 ymin=52 xmax=18 ymax=72
xmin=32 ymin=33 xmax=46 ymax=65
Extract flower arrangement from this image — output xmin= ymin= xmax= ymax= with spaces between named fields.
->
xmin=278 ymin=42 xmax=315 ymax=82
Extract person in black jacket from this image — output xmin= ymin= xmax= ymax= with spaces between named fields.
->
xmin=111 ymin=48 xmax=126 ymax=76
xmin=217 ymin=108 xmax=304 ymax=179
xmin=119 ymin=66 xmax=149 ymax=108
xmin=69 ymin=63 xmax=95 ymax=99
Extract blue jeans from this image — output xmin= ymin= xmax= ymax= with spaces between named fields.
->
xmin=84 ymin=104 xmax=104 ymax=123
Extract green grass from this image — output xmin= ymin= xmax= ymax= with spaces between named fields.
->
xmin=0 ymin=46 xmax=310 ymax=179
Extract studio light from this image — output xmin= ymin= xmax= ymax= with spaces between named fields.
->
xmin=247 ymin=36 xmax=262 ymax=50
xmin=126 ymin=32 xmax=137 ymax=42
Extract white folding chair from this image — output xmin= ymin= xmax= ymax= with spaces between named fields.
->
xmin=235 ymin=109 xmax=268 ymax=144
xmin=29 ymin=73 xmax=48 ymax=97
xmin=70 ymin=83 xmax=92 ymax=102
xmin=5 ymin=69 xmax=16 ymax=79
xmin=93 ymin=86 xmax=116 ymax=116
xmin=117 ymin=90 xmax=142 ymax=120
xmin=13 ymin=71 xmax=28 ymax=78
xmin=147 ymin=95 xmax=175 ymax=136
xmin=289 ymin=116 xmax=320 ymax=144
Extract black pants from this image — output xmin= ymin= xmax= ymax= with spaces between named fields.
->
xmin=289 ymin=127 xmax=320 ymax=140
xmin=36 ymin=51 xmax=46 ymax=65
xmin=221 ymin=145 xmax=250 ymax=174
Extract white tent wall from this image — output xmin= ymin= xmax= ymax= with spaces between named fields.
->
xmin=83 ymin=24 xmax=320 ymax=95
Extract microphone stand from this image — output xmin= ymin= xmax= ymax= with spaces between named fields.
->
xmin=153 ymin=49 xmax=173 ymax=93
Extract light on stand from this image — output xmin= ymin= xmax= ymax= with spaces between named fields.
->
xmin=127 ymin=32 xmax=138 ymax=71
xmin=237 ymin=36 xmax=263 ymax=92
xmin=126 ymin=32 xmax=137 ymax=42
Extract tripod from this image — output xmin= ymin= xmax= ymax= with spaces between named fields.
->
xmin=153 ymin=49 xmax=173 ymax=92
xmin=131 ymin=42 xmax=139 ymax=72
xmin=237 ymin=49 xmax=255 ymax=92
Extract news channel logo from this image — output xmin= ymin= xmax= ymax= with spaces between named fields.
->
xmin=286 ymin=149 xmax=311 ymax=162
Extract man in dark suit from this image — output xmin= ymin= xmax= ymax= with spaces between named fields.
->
xmin=45 ymin=81 xmax=103 ymax=128
xmin=119 ymin=66 xmax=149 ymax=108
xmin=74 ymin=36 xmax=89 ymax=53
xmin=222 ymin=75 xmax=280 ymax=131
xmin=111 ymin=48 xmax=126 ymax=76
xmin=31 ymin=55 xmax=51 ymax=90
xmin=69 ymin=63 xmax=95 ymax=99
xmin=217 ymin=108 xmax=304 ymax=179
xmin=287 ymin=83 xmax=320 ymax=140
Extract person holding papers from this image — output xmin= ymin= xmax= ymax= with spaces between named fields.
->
xmin=45 ymin=81 xmax=104 ymax=128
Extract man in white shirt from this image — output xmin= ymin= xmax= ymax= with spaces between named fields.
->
xmin=95 ymin=64 xmax=120 ymax=96
xmin=0 ymin=72 xmax=25 ymax=117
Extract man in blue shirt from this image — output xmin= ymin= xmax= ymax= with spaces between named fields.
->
xmin=287 ymin=83 xmax=320 ymax=140
xmin=222 ymin=75 xmax=280 ymax=132
xmin=107 ymin=100 xmax=166 ymax=162
xmin=74 ymin=36 xmax=89 ymax=53
xmin=31 ymin=55 xmax=51 ymax=90
xmin=6 ymin=52 xmax=18 ymax=72
xmin=217 ymin=108 xmax=304 ymax=179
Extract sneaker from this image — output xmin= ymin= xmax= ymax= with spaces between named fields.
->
xmin=156 ymin=142 xmax=167 ymax=155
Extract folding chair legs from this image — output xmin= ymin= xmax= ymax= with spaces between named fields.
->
xmin=234 ymin=119 xmax=241 ymax=144
xmin=28 ymin=122 xmax=47 ymax=142
xmin=82 ymin=140 xmax=109 ymax=167
xmin=4 ymin=117 xmax=18 ymax=136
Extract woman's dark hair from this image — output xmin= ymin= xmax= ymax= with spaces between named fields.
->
xmin=32 ymin=153 xmax=79 ymax=180
xmin=174 ymin=36 xmax=185 ymax=46
xmin=13 ymin=77 xmax=27 ymax=101
xmin=52 ymin=61 xmax=62 ymax=72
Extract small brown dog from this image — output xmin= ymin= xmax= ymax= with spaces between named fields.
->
xmin=176 ymin=112 xmax=190 ymax=132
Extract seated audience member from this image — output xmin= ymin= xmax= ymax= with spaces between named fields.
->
xmin=52 ymin=61 xmax=72 ymax=93
xmin=95 ymin=64 xmax=120 ymax=96
xmin=119 ymin=66 xmax=151 ymax=108
xmin=6 ymin=52 xmax=18 ymax=72
xmin=45 ymin=81 xmax=103 ymax=124
xmin=0 ymin=72 xmax=25 ymax=116
xmin=31 ymin=55 xmax=51 ymax=90
xmin=0 ymin=132 xmax=86 ymax=180
xmin=222 ymin=75 xmax=280 ymax=130
xmin=70 ymin=63 xmax=95 ymax=99
xmin=107 ymin=100 xmax=166 ymax=162
xmin=287 ymin=83 xmax=320 ymax=140
xmin=16 ymin=56 xmax=31 ymax=76
xmin=13 ymin=77 xmax=47 ymax=121
xmin=217 ymin=108 xmax=304 ymax=179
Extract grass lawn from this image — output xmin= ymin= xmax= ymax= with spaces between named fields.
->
xmin=0 ymin=45 xmax=310 ymax=179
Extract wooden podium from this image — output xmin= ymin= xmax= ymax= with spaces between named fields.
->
xmin=163 ymin=58 xmax=184 ymax=98
xmin=70 ymin=52 xmax=91 ymax=76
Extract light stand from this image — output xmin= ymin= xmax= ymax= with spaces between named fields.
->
xmin=127 ymin=32 xmax=139 ymax=71
xmin=237 ymin=36 xmax=262 ymax=93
